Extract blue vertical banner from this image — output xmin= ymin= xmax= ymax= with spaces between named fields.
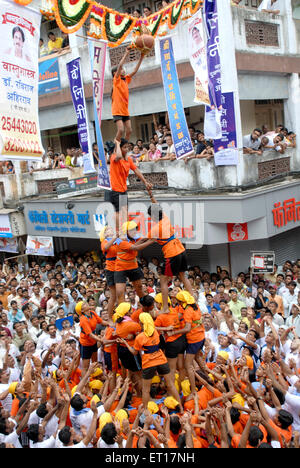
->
xmin=88 ymin=39 xmax=111 ymax=190
xmin=203 ymin=0 xmax=222 ymax=140
xmin=66 ymin=57 xmax=96 ymax=175
xmin=204 ymin=0 xmax=222 ymax=111
xmin=214 ymin=92 xmax=238 ymax=166
xmin=160 ymin=37 xmax=194 ymax=159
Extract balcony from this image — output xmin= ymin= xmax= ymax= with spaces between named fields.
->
xmin=231 ymin=4 xmax=298 ymax=56
xmin=1 ymin=148 xmax=298 ymax=206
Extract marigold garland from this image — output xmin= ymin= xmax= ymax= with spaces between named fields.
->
xmin=53 ymin=0 xmax=93 ymax=33
xmin=13 ymin=0 xmax=33 ymax=5
xmin=13 ymin=0 xmax=203 ymax=47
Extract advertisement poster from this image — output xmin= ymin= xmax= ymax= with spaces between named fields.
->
xmin=0 ymin=214 xmax=13 ymax=238
xmin=38 ymin=57 xmax=61 ymax=95
xmin=214 ymin=91 xmax=238 ymax=166
xmin=0 ymin=0 xmax=44 ymax=160
xmin=0 ymin=237 xmax=18 ymax=253
xmin=26 ymin=235 xmax=54 ymax=256
xmin=187 ymin=10 xmax=210 ymax=106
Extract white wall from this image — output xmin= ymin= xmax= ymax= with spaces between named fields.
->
xmin=240 ymin=101 xmax=256 ymax=136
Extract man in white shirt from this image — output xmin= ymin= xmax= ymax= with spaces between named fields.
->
xmin=29 ymin=285 xmax=43 ymax=309
xmin=38 ymin=324 xmax=61 ymax=352
xmin=258 ymin=0 xmax=280 ymax=14
xmin=282 ymin=282 xmax=299 ymax=318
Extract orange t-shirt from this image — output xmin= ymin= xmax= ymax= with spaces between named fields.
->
xmin=103 ymin=326 xmax=117 ymax=353
xmin=0 ymin=292 xmax=10 ymax=309
xmin=131 ymin=308 xmax=143 ymax=323
xmin=268 ymin=419 xmax=292 ymax=447
xmin=110 ymin=154 xmax=136 ymax=193
xmin=116 ymin=320 xmax=141 ymax=346
xmin=148 ymin=215 xmax=185 ymax=259
xmin=112 ymin=74 xmax=131 ymax=117
xmin=231 ymin=423 xmax=268 ymax=448
xmin=154 ymin=308 xmax=184 ymax=343
xmin=182 ymin=305 xmax=205 ymax=344
xmin=101 ymin=239 xmax=117 ymax=272
xmin=79 ymin=311 xmax=103 ymax=346
xmin=134 ymin=329 xmax=167 ymax=369
xmin=115 ymin=238 xmax=139 ymax=271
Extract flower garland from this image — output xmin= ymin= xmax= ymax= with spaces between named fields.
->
xmin=101 ymin=11 xmax=136 ymax=47
xmin=13 ymin=0 xmax=33 ymax=4
xmin=13 ymin=0 xmax=203 ymax=46
xmin=168 ymin=0 xmax=184 ymax=29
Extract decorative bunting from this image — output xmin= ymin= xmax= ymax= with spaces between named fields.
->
xmin=168 ymin=0 xmax=185 ymax=29
xmin=13 ymin=0 xmax=203 ymax=47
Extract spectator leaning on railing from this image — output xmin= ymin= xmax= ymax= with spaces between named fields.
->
xmin=243 ymin=128 xmax=263 ymax=155
xmin=47 ymin=32 xmax=63 ymax=54
xmin=258 ymin=0 xmax=280 ymax=14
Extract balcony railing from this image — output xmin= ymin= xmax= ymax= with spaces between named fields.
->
xmin=1 ymin=148 xmax=298 ymax=205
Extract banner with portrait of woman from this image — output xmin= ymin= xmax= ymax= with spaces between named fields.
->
xmin=0 ymin=0 xmax=44 ymax=161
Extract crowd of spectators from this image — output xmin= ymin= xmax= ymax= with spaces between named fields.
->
xmin=0 ymin=251 xmax=300 ymax=448
xmin=243 ymin=125 xmax=296 ymax=156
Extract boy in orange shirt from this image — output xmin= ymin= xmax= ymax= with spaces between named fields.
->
xmin=147 ymin=192 xmax=195 ymax=314
xmin=105 ymin=139 xmax=152 ymax=232
xmin=112 ymin=46 xmax=144 ymax=142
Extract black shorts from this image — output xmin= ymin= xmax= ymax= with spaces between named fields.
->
xmin=80 ymin=343 xmax=98 ymax=360
xmin=163 ymin=251 xmax=188 ymax=277
xmin=104 ymin=351 xmax=112 ymax=371
xmin=165 ymin=334 xmax=187 ymax=359
xmin=113 ymin=115 xmax=130 ymax=123
xmin=118 ymin=344 xmax=142 ymax=372
xmin=104 ymin=190 xmax=128 ymax=213
xmin=142 ymin=362 xmax=170 ymax=380
xmin=186 ymin=339 xmax=205 ymax=355
xmin=105 ymin=269 xmax=115 ymax=287
xmin=114 ymin=267 xmax=144 ymax=284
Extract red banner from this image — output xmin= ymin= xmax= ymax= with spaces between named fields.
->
xmin=2 ymin=12 xmax=35 ymax=36
xmin=227 ymin=223 xmax=248 ymax=242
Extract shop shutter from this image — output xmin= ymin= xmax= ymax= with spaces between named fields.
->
xmin=269 ymin=227 xmax=300 ymax=266
xmin=186 ymin=245 xmax=210 ymax=271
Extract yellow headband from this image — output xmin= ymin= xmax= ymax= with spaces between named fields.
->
xmin=176 ymin=291 xmax=195 ymax=307
xmin=154 ymin=293 xmax=171 ymax=306
xmin=8 ymin=382 xmax=18 ymax=395
xmin=99 ymin=226 xmax=108 ymax=243
xmin=181 ymin=379 xmax=191 ymax=397
xmin=147 ymin=401 xmax=159 ymax=414
xmin=139 ymin=312 xmax=155 ymax=337
xmin=122 ymin=221 xmax=138 ymax=235
xmin=113 ymin=302 xmax=131 ymax=323
xmin=75 ymin=301 xmax=84 ymax=315
xmin=99 ymin=412 xmax=113 ymax=433
xmin=218 ymin=351 xmax=229 ymax=361
xmin=89 ymin=380 xmax=103 ymax=391
xmin=164 ymin=396 xmax=180 ymax=410
xmin=115 ymin=409 xmax=129 ymax=431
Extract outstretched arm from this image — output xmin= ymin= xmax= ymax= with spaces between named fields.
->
xmin=115 ymin=47 xmax=130 ymax=78
xmin=129 ymin=53 xmax=145 ymax=78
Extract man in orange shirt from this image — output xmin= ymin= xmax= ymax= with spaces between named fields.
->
xmin=111 ymin=46 xmax=144 ymax=142
xmin=76 ymin=301 xmax=108 ymax=376
xmin=147 ymin=192 xmax=194 ymax=314
xmin=114 ymin=221 xmax=154 ymax=303
xmin=105 ymin=139 xmax=152 ymax=232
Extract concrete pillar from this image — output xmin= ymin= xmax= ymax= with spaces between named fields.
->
xmin=283 ymin=0 xmax=298 ymax=54
xmin=284 ymin=73 xmax=300 ymax=166
xmin=217 ymin=0 xmax=244 ymax=185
